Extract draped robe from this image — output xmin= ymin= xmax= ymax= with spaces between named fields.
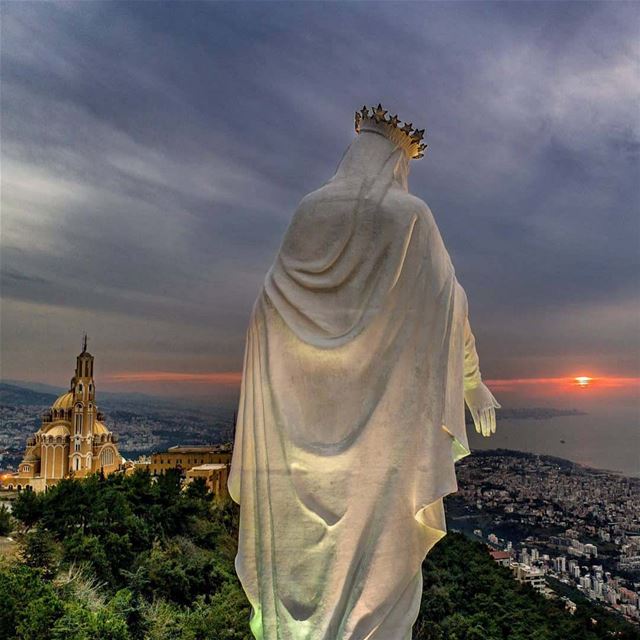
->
xmin=229 ymin=130 xmax=480 ymax=640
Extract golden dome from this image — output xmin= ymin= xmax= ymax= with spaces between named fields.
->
xmin=44 ymin=424 xmax=70 ymax=437
xmin=52 ymin=392 xmax=74 ymax=410
xmin=94 ymin=421 xmax=109 ymax=435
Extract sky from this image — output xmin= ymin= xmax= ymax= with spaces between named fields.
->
xmin=1 ymin=1 xmax=639 ymax=407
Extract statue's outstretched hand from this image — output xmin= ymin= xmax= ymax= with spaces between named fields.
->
xmin=464 ymin=382 xmax=501 ymax=437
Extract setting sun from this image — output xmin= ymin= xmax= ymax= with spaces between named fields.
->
xmin=575 ymin=376 xmax=593 ymax=388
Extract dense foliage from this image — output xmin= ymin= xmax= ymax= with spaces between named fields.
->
xmin=3 ymin=472 xmax=251 ymax=640
xmin=2 ymin=472 xmax=638 ymax=639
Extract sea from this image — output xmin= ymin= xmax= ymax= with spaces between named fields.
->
xmin=469 ymin=397 xmax=640 ymax=477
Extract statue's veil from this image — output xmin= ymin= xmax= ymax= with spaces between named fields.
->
xmin=265 ymin=131 xmax=419 ymax=347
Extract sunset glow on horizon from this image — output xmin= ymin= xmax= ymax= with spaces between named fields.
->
xmin=105 ymin=371 xmax=243 ymax=386
xmin=484 ymin=376 xmax=640 ymax=392
xmin=102 ymin=371 xmax=640 ymax=393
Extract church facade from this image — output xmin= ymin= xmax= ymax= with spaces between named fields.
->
xmin=5 ymin=341 xmax=123 ymax=492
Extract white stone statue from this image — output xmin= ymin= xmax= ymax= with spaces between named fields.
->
xmin=229 ymin=104 xmax=501 ymax=640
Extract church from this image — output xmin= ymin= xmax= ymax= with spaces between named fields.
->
xmin=6 ymin=339 xmax=123 ymax=492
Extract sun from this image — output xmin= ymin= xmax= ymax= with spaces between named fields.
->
xmin=574 ymin=376 xmax=593 ymax=388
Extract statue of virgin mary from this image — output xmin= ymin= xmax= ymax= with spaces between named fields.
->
xmin=228 ymin=104 xmax=501 ymax=640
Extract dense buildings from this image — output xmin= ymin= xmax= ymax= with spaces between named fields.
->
xmin=452 ymin=451 xmax=640 ymax=624
xmin=1 ymin=340 xmax=122 ymax=492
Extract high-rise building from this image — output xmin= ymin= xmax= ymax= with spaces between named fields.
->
xmin=553 ymin=556 xmax=566 ymax=573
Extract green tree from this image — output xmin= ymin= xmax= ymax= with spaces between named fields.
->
xmin=141 ymin=599 xmax=185 ymax=640
xmin=19 ymin=528 xmax=58 ymax=578
xmin=12 ymin=489 xmax=42 ymax=530
xmin=184 ymin=477 xmax=210 ymax=502
xmin=0 ymin=503 xmax=14 ymax=535
xmin=0 ymin=562 xmax=60 ymax=640
xmin=15 ymin=591 xmax=64 ymax=640
xmin=134 ymin=537 xmax=231 ymax=606
xmin=180 ymin=583 xmax=253 ymax=640
xmin=62 ymin=533 xmax=112 ymax=585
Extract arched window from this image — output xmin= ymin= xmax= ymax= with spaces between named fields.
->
xmin=75 ymin=414 xmax=83 ymax=434
xmin=75 ymin=441 xmax=81 ymax=452
xmin=101 ymin=448 xmax=114 ymax=467
xmin=74 ymin=457 xmax=80 ymax=471
xmin=78 ymin=383 xmax=83 ymax=393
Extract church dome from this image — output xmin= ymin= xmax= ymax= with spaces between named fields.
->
xmin=94 ymin=421 xmax=109 ymax=435
xmin=52 ymin=392 xmax=74 ymax=410
xmin=44 ymin=424 xmax=70 ymax=437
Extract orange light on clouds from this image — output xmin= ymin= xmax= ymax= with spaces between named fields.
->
xmin=105 ymin=371 xmax=242 ymax=386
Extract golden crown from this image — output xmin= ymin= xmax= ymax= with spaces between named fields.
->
xmin=354 ymin=104 xmax=427 ymax=159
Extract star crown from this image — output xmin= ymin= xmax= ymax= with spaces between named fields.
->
xmin=354 ymin=104 xmax=427 ymax=159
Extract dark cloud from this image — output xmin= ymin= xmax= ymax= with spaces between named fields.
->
xmin=1 ymin=1 xmax=638 ymax=387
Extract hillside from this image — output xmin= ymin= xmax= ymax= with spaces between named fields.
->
xmin=416 ymin=533 xmax=639 ymax=639
xmin=0 ymin=383 xmax=57 ymax=407
xmin=1 ymin=472 xmax=638 ymax=639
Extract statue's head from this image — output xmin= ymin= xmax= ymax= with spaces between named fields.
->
xmin=332 ymin=104 xmax=426 ymax=190
xmin=354 ymin=104 xmax=427 ymax=160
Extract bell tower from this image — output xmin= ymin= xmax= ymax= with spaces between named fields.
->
xmin=69 ymin=335 xmax=96 ymax=475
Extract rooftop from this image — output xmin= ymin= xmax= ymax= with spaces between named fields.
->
xmin=167 ymin=445 xmax=229 ymax=454
xmin=188 ymin=464 xmax=227 ymax=471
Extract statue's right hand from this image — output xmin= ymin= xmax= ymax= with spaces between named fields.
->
xmin=464 ymin=382 xmax=501 ymax=437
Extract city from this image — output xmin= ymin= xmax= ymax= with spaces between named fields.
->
xmin=446 ymin=450 xmax=640 ymax=624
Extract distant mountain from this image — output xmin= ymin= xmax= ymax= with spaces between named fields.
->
xmin=0 ymin=379 xmax=231 ymax=412
xmin=0 ymin=382 xmax=57 ymax=406
xmin=0 ymin=380 xmax=185 ymax=409
xmin=2 ymin=380 xmax=65 ymax=396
